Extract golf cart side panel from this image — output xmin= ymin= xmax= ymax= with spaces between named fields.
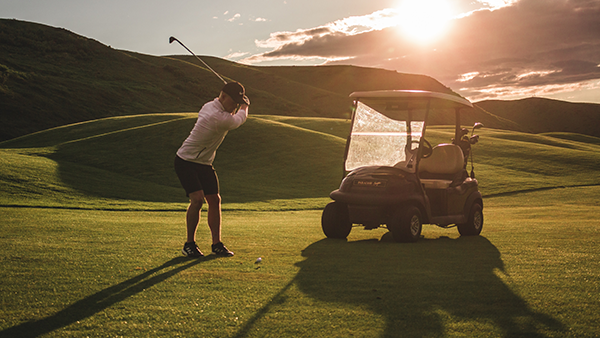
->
xmin=447 ymin=179 xmax=480 ymax=215
xmin=424 ymin=178 xmax=479 ymax=217
xmin=428 ymin=189 xmax=483 ymax=226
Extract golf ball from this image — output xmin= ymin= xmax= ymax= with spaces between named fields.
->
xmin=255 ymin=257 xmax=262 ymax=264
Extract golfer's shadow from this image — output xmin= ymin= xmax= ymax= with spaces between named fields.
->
xmin=294 ymin=236 xmax=565 ymax=337
xmin=0 ymin=256 xmax=214 ymax=338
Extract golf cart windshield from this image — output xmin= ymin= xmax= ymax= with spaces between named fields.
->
xmin=345 ymin=101 xmax=425 ymax=172
xmin=344 ymin=90 xmax=474 ymax=173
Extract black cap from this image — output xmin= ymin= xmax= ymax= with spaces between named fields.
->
xmin=222 ymin=82 xmax=250 ymax=105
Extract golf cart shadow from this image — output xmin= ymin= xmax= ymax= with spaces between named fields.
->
xmin=294 ymin=237 xmax=565 ymax=337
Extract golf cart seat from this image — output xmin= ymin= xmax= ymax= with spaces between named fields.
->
xmin=419 ymin=144 xmax=465 ymax=189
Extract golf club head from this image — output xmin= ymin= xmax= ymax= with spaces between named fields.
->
xmin=473 ymin=122 xmax=484 ymax=130
xmin=169 ymin=36 xmax=177 ymax=44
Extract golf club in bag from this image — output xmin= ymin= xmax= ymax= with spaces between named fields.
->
xmin=169 ymin=36 xmax=227 ymax=84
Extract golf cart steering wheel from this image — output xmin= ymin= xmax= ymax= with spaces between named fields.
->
xmin=412 ymin=138 xmax=433 ymax=158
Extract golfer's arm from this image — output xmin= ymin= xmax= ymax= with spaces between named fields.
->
xmin=221 ymin=108 xmax=248 ymax=130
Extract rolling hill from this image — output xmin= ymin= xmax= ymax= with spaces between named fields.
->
xmin=1 ymin=112 xmax=599 ymax=211
xmin=1 ymin=19 xmax=527 ymax=142
xmin=476 ymin=98 xmax=600 ymax=137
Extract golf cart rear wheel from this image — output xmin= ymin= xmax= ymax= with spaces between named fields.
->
xmin=321 ymin=202 xmax=352 ymax=239
xmin=389 ymin=206 xmax=422 ymax=243
xmin=458 ymin=203 xmax=483 ymax=236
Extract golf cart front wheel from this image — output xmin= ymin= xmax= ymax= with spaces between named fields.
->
xmin=321 ymin=202 xmax=352 ymax=239
xmin=389 ymin=206 xmax=422 ymax=243
xmin=457 ymin=203 xmax=483 ymax=236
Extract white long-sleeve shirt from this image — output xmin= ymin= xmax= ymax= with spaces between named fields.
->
xmin=177 ymin=98 xmax=248 ymax=165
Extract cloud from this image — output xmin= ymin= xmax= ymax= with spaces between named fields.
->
xmin=476 ymin=0 xmax=518 ymax=8
xmin=437 ymin=0 xmax=600 ymax=100
xmin=228 ymin=13 xmax=241 ymax=22
xmin=246 ymin=8 xmax=400 ymax=55
xmin=241 ymin=0 xmax=600 ymax=102
xmin=225 ymin=51 xmax=250 ymax=59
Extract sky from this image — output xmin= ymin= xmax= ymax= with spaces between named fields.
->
xmin=2 ymin=0 xmax=600 ymax=104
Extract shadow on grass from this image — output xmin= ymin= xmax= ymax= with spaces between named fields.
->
xmin=0 ymin=256 xmax=215 ymax=338
xmin=235 ymin=235 xmax=566 ymax=337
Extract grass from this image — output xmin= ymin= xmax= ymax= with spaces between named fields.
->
xmin=1 ymin=114 xmax=600 ymax=336
xmin=1 ymin=187 xmax=599 ymax=337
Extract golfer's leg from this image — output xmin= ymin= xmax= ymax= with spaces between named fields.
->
xmin=205 ymin=194 xmax=222 ymax=244
xmin=186 ymin=190 xmax=205 ymax=243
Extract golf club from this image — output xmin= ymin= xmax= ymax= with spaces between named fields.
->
xmin=169 ymin=36 xmax=227 ymax=84
xmin=469 ymin=122 xmax=484 ymax=178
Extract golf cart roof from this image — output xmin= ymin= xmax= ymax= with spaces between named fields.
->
xmin=349 ymin=90 xmax=473 ymax=109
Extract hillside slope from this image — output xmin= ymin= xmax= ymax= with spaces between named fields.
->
xmin=476 ymin=98 xmax=600 ymax=137
xmin=1 ymin=19 xmax=460 ymax=142
xmin=3 ymin=19 xmax=598 ymax=143
xmin=0 ymin=114 xmax=347 ymax=210
xmin=1 ymin=113 xmax=599 ymax=211
xmin=0 ymin=19 xmax=226 ymax=141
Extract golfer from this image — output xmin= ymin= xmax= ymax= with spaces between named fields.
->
xmin=174 ymin=82 xmax=249 ymax=257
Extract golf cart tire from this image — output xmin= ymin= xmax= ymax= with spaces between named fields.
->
xmin=457 ymin=203 xmax=483 ymax=236
xmin=389 ymin=206 xmax=422 ymax=243
xmin=322 ymin=202 xmax=352 ymax=239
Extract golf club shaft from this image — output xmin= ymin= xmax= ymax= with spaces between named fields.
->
xmin=169 ymin=37 xmax=227 ymax=84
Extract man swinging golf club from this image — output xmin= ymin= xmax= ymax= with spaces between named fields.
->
xmin=174 ymin=81 xmax=249 ymax=257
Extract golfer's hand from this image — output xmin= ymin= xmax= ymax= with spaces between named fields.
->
xmin=240 ymin=103 xmax=249 ymax=111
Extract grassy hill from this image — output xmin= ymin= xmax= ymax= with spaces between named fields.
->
xmin=0 ymin=19 xmax=438 ymax=141
xmin=2 ymin=19 xmax=525 ymax=142
xmin=476 ymin=97 xmax=600 ymax=137
xmin=0 ymin=20 xmax=218 ymax=141
xmin=0 ymin=114 xmax=348 ymax=210
xmin=1 ymin=113 xmax=599 ymax=211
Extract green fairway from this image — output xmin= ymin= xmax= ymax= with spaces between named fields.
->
xmin=1 ymin=114 xmax=600 ymax=336
xmin=1 ymin=186 xmax=599 ymax=337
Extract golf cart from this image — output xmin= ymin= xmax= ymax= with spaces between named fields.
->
xmin=321 ymin=90 xmax=484 ymax=242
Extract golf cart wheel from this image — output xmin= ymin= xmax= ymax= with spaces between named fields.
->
xmin=321 ymin=202 xmax=352 ymax=239
xmin=389 ymin=206 xmax=422 ymax=243
xmin=458 ymin=203 xmax=483 ymax=236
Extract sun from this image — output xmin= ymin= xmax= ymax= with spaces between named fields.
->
xmin=396 ymin=0 xmax=454 ymax=43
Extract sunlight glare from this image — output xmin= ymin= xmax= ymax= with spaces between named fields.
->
xmin=397 ymin=0 xmax=453 ymax=43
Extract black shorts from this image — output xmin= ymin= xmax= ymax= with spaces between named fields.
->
xmin=174 ymin=155 xmax=219 ymax=196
